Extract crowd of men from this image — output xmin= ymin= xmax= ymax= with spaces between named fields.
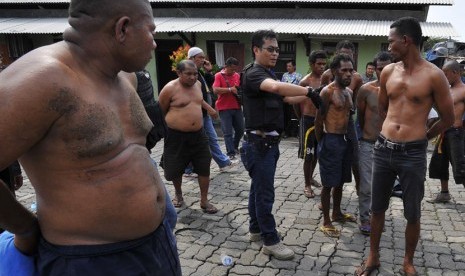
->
xmin=0 ymin=0 xmax=464 ymax=274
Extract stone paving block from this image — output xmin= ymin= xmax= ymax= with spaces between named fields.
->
xmin=443 ymin=270 xmax=460 ymax=276
xmin=260 ymin=267 xmax=280 ymax=276
xmin=439 ymin=254 xmax=456 ymax=270
xmin=181 ymin=266 xmax=197 ymax=276
xmin=180 ymin=257 xmax=204 ymax=270
xmin=194 ymin=245 xmax=217 ymax=262
xmin=180 ymin=244 xmax=203 ymax=259
xmin=229 ymin=265 xmax=264 ymax=275
xmin=297 ymin=255 xmax=316 ymax=271
xmin=190 ymin=262 xmax=220 ymax=276
xmin=423 ymin=252 xmax=441 ymax=269
xmin=236 ymin=249 xmax=259 ymax=266
xmin=267 ymin=255 xmax=301 ymax=270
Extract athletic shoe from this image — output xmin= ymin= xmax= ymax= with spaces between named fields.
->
xmin=262 ymin=242 xmax=295 ymax=260
xmin=427 ymin=192 xmax=451 ymax=203
xmin=182 ymin=172 xmax=198 ymax=178
xmin=249 ymin=231 xmax=282 ymax=242
xmin=219 ymin=162 xmax=237 ymax=173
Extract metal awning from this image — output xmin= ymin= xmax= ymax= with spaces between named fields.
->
xmin=0 ymin=17 xmax=458 ymax=38
xmin=0 ymin=0 xmax=454 ymax=4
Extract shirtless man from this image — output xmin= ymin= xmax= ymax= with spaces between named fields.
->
xmin=0 ymin=0 xmax=181 ymax=274
xmin=356 ymin=52 xmax=393 ymax=235
xmin=428 ymin=60 xmax=465 ymax=203
xmin=321 ymin=40 xmax=363 ymax=193
xmin=315 ymin=54 xmax=355 ymax=238
xmin=356 ymin=17 xmax=454 ymax=276
xmin=285 ymin=50 xmax=327 ymax=198
xmin=159 ymin=60 xmax=219 ymax=214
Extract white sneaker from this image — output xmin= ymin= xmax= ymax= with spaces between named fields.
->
xmin=219 ymin=162 xmax=238 ymax=173
xmin=183 ymin=172 xmax=198 ymax=178
xmin=249 ymin=231 xmax=283 ymax=242
xmin=262 ymin=242 xmax=295 ymax=260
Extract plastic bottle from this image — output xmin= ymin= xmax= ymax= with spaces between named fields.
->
xmin=220 ymin=253 xmax=233 ymax=266
xmin=30 ymin=202 xmax=37 ymax=213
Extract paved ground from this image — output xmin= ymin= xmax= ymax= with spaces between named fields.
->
xmin=17 ymin=138 xmax=465 ymax=276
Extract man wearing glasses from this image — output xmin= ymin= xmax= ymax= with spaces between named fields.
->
xmin=240 ymin=29 xmax=321 ymax=260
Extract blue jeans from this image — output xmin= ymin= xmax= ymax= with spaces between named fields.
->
xmin=219 ymin=109 xmax=244 ymax=156
xmin=240 ymin=137 xmax=280 ymax=246
xmin=203 ymin=115 xmax=230 ymax=168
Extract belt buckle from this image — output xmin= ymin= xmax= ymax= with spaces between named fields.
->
xmin=385 ymin=140 xmax=396 ymax=150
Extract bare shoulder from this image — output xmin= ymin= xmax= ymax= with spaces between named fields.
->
xmin=159 ymin=79 xmax=178 ymax=96
xmin=299 ymin=73 xmax=312 ymax=86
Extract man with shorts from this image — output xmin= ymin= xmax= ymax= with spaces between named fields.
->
xmin=315 ymin=54 xmax=355 ymax=238
xmin=0 ymin=0 xmax=181 ymax=274
xmin=356 ymin=17 xmax=453 ymax=276
xmin=159 ymin=60 xmax=219 ymax=214
xmin=356 ymin=51 xmax=393 ymax=235
xmin=240 ymin=29 xmax=321 ymax=260
xmin=428 ymin=60 xmax=465 ymax=203
xmin=321 ymin=40 xmax=363 ymax=193
xmin=285 ymin=50 xmax=327 ymax=198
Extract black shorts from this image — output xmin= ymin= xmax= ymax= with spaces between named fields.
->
xmin=163 ymin=127 xmax=211 ymax=180
xmin=37 ymin=219 xmax=181 ymax=276
xmin=317 ymin=133 xmax=353 ymax=187
xmin=298 ymin=116 xmax=317 ymax=161
xmin=429 ymin=127 xmax=465 ymax=184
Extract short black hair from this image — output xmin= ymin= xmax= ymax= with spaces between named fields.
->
xmin=286 ymin=60 xmax=296 ymax=67
xmin=176 ymin=60 xmax=197 ymax=72
xmin=336 ymin=40 xmax=355 ymax=52
xmin=390 ymin=17 xmax=422 ymax=47
xmin=330 ymin=54 xmax=354 ymax=71
xmin=373 ymin=51 xmax=393 ymax=67
xmin=365 ymin=62 xmax=375 ymax=69
xmin=251 ymin=29 xmax=278 ymax=59
xmin=225 ymin=57 xmax=239 ymax=66
xmin=308 ymin=50 xmax=327 ymax=64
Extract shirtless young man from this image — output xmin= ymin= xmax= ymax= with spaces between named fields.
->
xmin=356 ymin=52 xmax=393 ymax=235
xmin=0 ymin=0 xmax=181 ymax=275
xmin=321 ymin=40 xmax=363 ymax=193
xmin=428 ymin=60 xmax=465 ymax=203
xmin=315 ymin=54 xmax=355 ymax=238
xmin=355 ymin=17 xmax=454 ymax=276
xmin=285 ymin=50 xmax=327 ymax=198
xmin=159 ymin=60 xmax=219 ymax=214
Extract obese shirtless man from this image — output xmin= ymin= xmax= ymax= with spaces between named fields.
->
xmin=355 ymin=17 xmax=453 ymax=276
xmin=0 ymin=0 xmax=181 ymax=275
xmin=158 ymin=60 xmax=219 ymax=214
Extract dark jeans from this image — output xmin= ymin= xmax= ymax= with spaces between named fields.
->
xmin=219 ymin=109 xmax=245 ymax=156
xmin=371 ymin=135 xmax=427 ymax=222
xmin=240 ymin=134 xmax=280 ymax=246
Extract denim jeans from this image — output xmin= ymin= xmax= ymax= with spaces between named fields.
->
xmin=371 ymin=137 xmax=427 ymax=222
xmin=240 ymin=137 xmax=280 ymax=246
xmin=203 ymin=115 xmax=231 ymax=168
xmin=219 ymin=109 xmax=245 ymax=156
xmin=358 ymin=140 xmax=374 ymax=223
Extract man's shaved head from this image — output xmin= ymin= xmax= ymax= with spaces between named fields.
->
xmin=443 ymin=60 xmax=461 ymax=73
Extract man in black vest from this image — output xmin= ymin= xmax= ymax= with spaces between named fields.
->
xmin=240 ymin=29 xmax=320 ymax=260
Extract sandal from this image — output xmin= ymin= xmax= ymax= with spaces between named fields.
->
xmin=354 ymin=259 xmax=380 ymax=276
xmin=200 ymin=202 xmax=218 ymax=214
xmin=319 ymin=225 xmax=340 ymax=238
xmin=332 ymin=213 xmax=357 ymax=223
xmin=359 ymin=223 xmax=371 ymax=236
xmin=310 ymin=179 xmax=322 ymax=188
xmin=304 ymin=186 xmax=315 ymax=198
xmin=172 ymin=196 xmax=184 ymax=208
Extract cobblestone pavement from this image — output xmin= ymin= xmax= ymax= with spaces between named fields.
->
xmin=17 ymin=138 xmax=465 ymax=276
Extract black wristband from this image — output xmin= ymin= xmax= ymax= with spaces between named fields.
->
xmin=306 ymin=87 xmax=321 ymax=109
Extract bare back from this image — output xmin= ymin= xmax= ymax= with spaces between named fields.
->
xmin=159 ymin=79 xmax=204 ymax=132
xmin=380 ymin=60 xmax=452 ymax=141
xmin=357 ymin=80 xmax=381 ymax=140
xmin=299 ymin=73 xmax=321 ymax=117
xmin=0 ymin=42 xmax=165 ymax=245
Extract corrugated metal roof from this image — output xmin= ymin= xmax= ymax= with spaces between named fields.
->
xmin=0 ymin=17 xmax=458 ymax=38
xmin=0 ymin=0 xmax=454 ymax=4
